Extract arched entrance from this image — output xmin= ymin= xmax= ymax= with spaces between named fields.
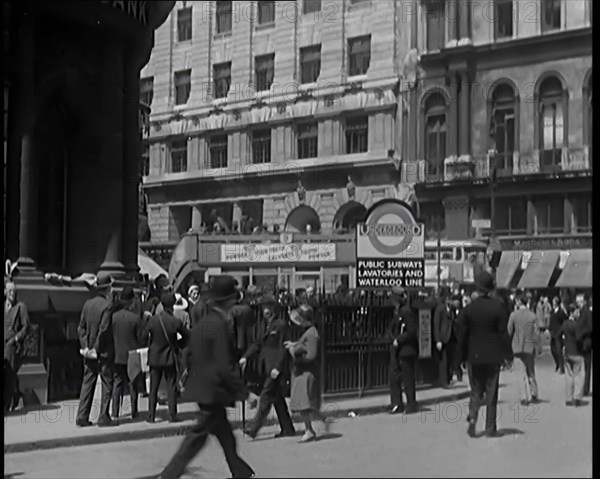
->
xmin=333 ymin=201 xmax=367 ymax=233
xmin=284 ymin=205 xmax=321 ymax=233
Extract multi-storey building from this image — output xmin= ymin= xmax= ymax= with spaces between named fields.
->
xmin=401 ymin=0 xmax=592 ymax=291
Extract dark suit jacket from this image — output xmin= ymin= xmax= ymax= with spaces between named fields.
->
xmin=181 ymin=305 xmax=248 ymax=406
xmin=77 ymin=294 xmax=114 ymax=360
xmin=457 ymin=295 xmax=512 ymax=365
xmin=4 ymin=301 xmax=31 ymax=361
xmin=385 ymin=305 xmax=419 ymax=358
xmin=112 ymin=307 xmax=144 ymax=365
xmin=145 ymin=311 xmax=189 ymax=367
xmin=243 ymin=317 xmax=288 ymax=376
xmin=433 ymin=302 xmax=455 ymax=345
xmin=575 ymin=306 xmax=593 ymax=353
xmin=549 ymin=307 xmax=568 ymax=338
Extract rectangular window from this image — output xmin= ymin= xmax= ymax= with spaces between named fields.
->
xmin=216 ymin=1 xmax=232 ymax=34
xmin=348 ymin=35 xmax=371 ymax=77
xmin=141 ymin=143 xmax=150 ymax=177
xmin=177 ymin=7 xmax=192 ymax=42
xmin=174 ymin=69 xmax=191 ymax=105
xmin=140 ymin=77 xmax=154 ymax=107
xmin=494 ymin=0 xmax=513 ymax=39
xmin=255 ymin=54 xmax=275 ymax=92
xmin=426 ymin=1 xmax=445 ymax=51
xmin=496 ymin=198 xmax=527 ymax=235
xmin=209 ymin=135 xmax=228 ymax=169
xmin=542 ymin=0 xmax=561 ymax=32
xmin=257 ymin=1 xmax=275 ymax=25
xmin=303 ymin=0 xmax=321 ymax=14
xmin=493 ymin=108 xmax=515 ymax=174
xmin=170 ymin=140 xmax=187 ymax=173
xmin=300 ymin=45 xmax=321 ymax=84
xmin=345 ymin=116 xmax=368 ymax=154
xmin=572 ymin=195 xmax=592 ymax=233
xmin=534 ymin=197 xmax=564 ymax=234
xmin=425 ymin=114 xmax=447 ymax=181
xmin=540 ymin=101 xmax=564 ymax=171
xmin=252 ymin=129 xmax=271 ymax=164
xmin=213 ymin=62 xmax=231 ymax=99
xmin=297 ymin=122 xmax=318 ymax=159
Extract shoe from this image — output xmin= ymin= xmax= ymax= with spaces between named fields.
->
xmin=520 ymin=400 xmax=529 ymax=407
xmin=389 ymin=405 xmax=404 ymax=415
xmin=76 ymin=419 xmax=93 ymax=428
xmin=565 ymin=401 xmax=574 ymax=407
xmin=131 ymin=411 xmax=139 ymax=420
xmin=232 ymin=471 xmax=255 ymax=479
xmin=274 ymin=430 xmax=296 ymax=438
xmin=530 ymin=397 xmax=540 ymax=404
xmin=168 ymin=416 xmax=180 ymax=423
xmin=405 ymin=404 xmax=419 ymax=414
xmin=146 ymin=417 xmax=155 ymax=424
xmin=97 ymin=417 xmax=114 ymax=427
xmin=298 ymin=431 xmax=316 ymax=443
xmin=467 ymin=422 xmax=476 ymax=438
xmin=485 ymin=430 xmax=501 ymax=438
xmin=243 ymin=429 xmax=257 ymax=440
xmin=574 ymin=399 xmax=584 ymax=407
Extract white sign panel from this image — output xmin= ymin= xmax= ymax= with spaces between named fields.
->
xmin=221 ymin=243 xmax=336 ymax=263
xmin=424 ymin=264 xmax=450 ymax=282
xmin=471 ymin=219 xmax=491 ymax=229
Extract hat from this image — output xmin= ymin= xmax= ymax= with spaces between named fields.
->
xmin=474 ymin=270 xmax=495 ymax=294
xmin=187 ymin=285 xmax=200 ymax=297
xmin=120 ymin=287 xmax=135 ymax=302
xmin=289 ymin=304 xmax=315 ymax=327
xmin=209 ymin=275 xmax=241 ymax=303
xmin=161 ymin=292 xmax=177 ymax=309
xmin=391 ymin=286 xmax=407 ymax=297
xmin=174 ymin=293 xmax=188 ymax=311
xmin=155 ymin=274 xmax=170 ymax=291
xmin=96 ymin=273 xmax=113 ymax=290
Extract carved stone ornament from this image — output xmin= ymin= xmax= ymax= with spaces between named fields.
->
xmin=277 ymin=102 xmax=287 ymax=114
xmin=297 ymin=180 xmax=306 ymax=204
xmin=233 ymin=110 xmax=242 ymax=121
xmin=153 ymin=122 xmax=162 ymax=132
xmin=346 ymin=176 xmax=356 ymax=199
xmin=192 ymin=116 xmax=200 ymax=126
xmin=324 ymin=95 xmax=335 ymax=107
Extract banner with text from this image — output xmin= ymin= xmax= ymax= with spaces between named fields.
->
xmin=221 ymin=243 xmax=336 ymax=263
xmin=356 ymin=259 xmax=425 ymax=288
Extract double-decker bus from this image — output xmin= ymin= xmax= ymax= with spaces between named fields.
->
xmin=423 ymin=239 xmax=488 ymax=290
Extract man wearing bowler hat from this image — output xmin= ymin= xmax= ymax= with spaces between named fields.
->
xmin=76 ymin=273 xmax=116 ymax=427
xmin=386 ymin=286 xmax=419 ymax=415
xmin=158 ymin=275 xmax=254 ymax=479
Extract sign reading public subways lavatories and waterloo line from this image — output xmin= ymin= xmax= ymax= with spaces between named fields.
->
xmin=356 ymin=200 xmax=425 ymax=289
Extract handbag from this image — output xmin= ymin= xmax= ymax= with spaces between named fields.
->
xmin=157 ymin=314 xmax=183 ymax=392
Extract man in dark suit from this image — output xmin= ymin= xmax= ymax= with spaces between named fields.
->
xmin=549 ymin=297 xmax=567 ymax=374
xmin=159 ymin=276 xmax=254 ymax=479
xmin=240 ymin=295 xmax=295 ymax=439
xmin=112 ymin=287 xmax=144 ymax=421
xmin=386 ymin=286 xmax=419 ymax=415
xmin=145 ymin=292 xmax=189 ymax=423
xmin=76 ymin=274 xmax=115 ymax=427
xmin=457 ymin=271 xmax=512 ymax=438
xmin=4 ymin=279 xmax=31 ymax=413
xmin=575 ymin=294 xmax=592 ymax=396
xmin=433 ymin=288 xmax=457 ymax=388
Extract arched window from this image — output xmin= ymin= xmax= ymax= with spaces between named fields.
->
xmin=490 ymin=83 xmax=518 ymax=175
xmin=424 ymin=93 xmax=447 ymax=181
xmin=537 ymin=76 xmax=566 ymax=173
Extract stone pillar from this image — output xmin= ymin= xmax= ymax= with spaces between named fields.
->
xmin=526 ymin=198 xmax=535 ymax=236
xmin=447 ymin=0 xmax=459 ymax=47
xmin=191 ymin=206 xmax=202 ymax=230
xmin=449 ymin=76 xmax=459 ymax=159
xmin=409 ymin=86 xmax=418 ymax=162
xmin=458 ymin=0 xmax=471 ymax=44
xmin=410 ymin=2 xmax=418 ymax=50
xmin=443 ymin=196 xmax=470 ymax=240
xmin=98 ymin=41 xmax=125 ymax=276
xmin=458 ymin=71 xmax=471 ymax=159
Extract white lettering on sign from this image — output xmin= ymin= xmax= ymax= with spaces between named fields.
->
xmin=356 ymin=259 xmax=425 ymax=289
xmin=101 ymin=1 xmax=148 ymax=25
xmin=221 ymin=243 xmax=336 ymax=263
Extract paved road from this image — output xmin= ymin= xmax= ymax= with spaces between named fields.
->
xmin=5 ymin=357 xmax=592 ymax=479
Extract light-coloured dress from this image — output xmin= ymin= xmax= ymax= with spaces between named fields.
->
xmin=290 ymin=326 xmax=321 ymax=412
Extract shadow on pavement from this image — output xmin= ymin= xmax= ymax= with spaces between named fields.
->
xmin=474 ymin=428 xmax=524 ymax=438
xmin=4 ymin=404 xmax=61 ymax=417
xmin=315 ymin=432 xmax=343 ymax=442
xmin=4 ymin=473 xmax=25 ymax=479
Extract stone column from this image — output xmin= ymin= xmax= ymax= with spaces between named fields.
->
xmin=458 ymin=71 xmax=471 ymax=159
xmin=98 ymin=41 xmax=125 ymax=276
xmin=449 ymin=76 xmax=459 ymax=159
xmin=447 ymin=0 xmax=459 ymax=47
xmin=191 ymin=206 xmax=203 ymax=230
xmin=458 ymin=0 xmax=471 ymax=44
xmin=410 ymin=1 xmax=418 ymax=50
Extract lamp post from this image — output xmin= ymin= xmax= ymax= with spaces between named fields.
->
xmin=487 ymin=147 xmax=501 ymax=278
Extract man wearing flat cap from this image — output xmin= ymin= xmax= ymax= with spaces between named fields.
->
xmin=240 ymin=294 xmax=296 ymax=440
xmin=159 ymin=275 xmax=254 ymax=479
xmin=385 ymin=286 xmax=419 ymax=415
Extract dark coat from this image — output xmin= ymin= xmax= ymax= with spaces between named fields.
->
xmin=112 ymin=307 xmax=144 ymax=365
xmin=549 ymin=307 xmax=568 ymax=338
xmin=457 ymin=295 xmax=513 ymax=365
xmin=385 ymin=305 xmax=419 ymax=358
xmin=575 ymin=306 xmax=593 ymax=353
xmin=4 ymin=301 xmax=31 ymax=361
xmin=145 ymin=310 xmax=189 ymax=368
xmin=77 ymin=294 xmax=114 ymax=360
xmin=433 ymin=302 xmax=455 ymax=345
xmin=243 ymin=317 xmax=288 ymax=376
xmin=181 ymin=305 xmax=248 ymax=406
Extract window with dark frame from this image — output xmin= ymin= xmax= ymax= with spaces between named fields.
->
xmin=345 ymin=116 xmax=368 ymax=154
xmin=426 ymin=1 xmax=445 ymax=51
xmin=141 ymin=142 xmax=150 ymax=177
xmin=491 ymin=83 xmax=516 ymax=174
xmin=424 ymin=94 xmax=447 ymax=181
xmin=300 ymin=45 xmax=321 ymax=84
xmin=170 ymin=139 xmax=187 ymax=173
xmin=216 ymin=1 xmax=232 ymax=34
xmin=572 ymin=195 xmax=592 ymax=233
xmin=348 ymin=35 xmax=371 ymax=77
xmin=257 ymin=1 xmax=275 ymax=25
xmin=542 ymin=0 xmax=561 ymax=32
xmin=255 ymin=54 xmax=275 ymax=92
xmin=177 ymin=7 xmax=192 ymax=42
xmin=495 ymin=198 xmax=527 ymax=235
xmin=174 ymin=69 xmax=191 ymax=105
xmin=252 ymin=129 xmax=271 ymax=164
xmin=538 ymin=76 xmax=565 ymax=172
xmin=534 ymin=197 xmax=564 ymax=234
xmin=297 ymin=122 xmax=318 ymax=159
xmin=303 ymin=0 xmax=321 ymax=14
xmin=213 ymin=62 xmax=231 ymax=99
xmin=140 ymin=77 xmax=154 ymax=107
xmin=494 ymin=0 xmax=513 ymax=39
xmin=209 ymin=135 xmax=228 ymax=169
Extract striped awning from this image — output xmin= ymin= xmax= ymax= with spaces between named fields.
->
xmin=495 ymin=251 xmax=522 ymax=289
xmin=517 ymin=250 xmax=560 ymax=289
xmin=555 ymin=249 xmax=593 ymax=288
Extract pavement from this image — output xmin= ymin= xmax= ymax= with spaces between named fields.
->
xmin=4 ymin=381 xmax=471 ymax=453
xmin=4 ymin=355 xmax=592 ymax=478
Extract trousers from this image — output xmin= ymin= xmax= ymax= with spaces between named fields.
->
xmin=513 ymin=353 xmax=538 ymax=402
xmin=564 ymin=355 xmax=584 ymax=402
xmin=550 ymin=335 xmax=565 ymax=372
xmin=389 ymin=351 xmax=417 ymax=409
xmin=248 ymin=375 xmax=295 ymax=437
xmin=467 ymin=363 xmax=500 ymax=434
xmin=112 ymin=363 xmax=139 ymax=419
xmin=149 ymin=365 xmax=178 ymax=420
xmin=582 ymin=350 xmax=592 ymax=396
xmin=76 ymin=357 xmax=114 ymax=423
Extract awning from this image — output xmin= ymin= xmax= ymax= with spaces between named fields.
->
xmin=172 ymin=261 xmax=204 ymax=293
xmin=495 ymin=251 xmax=522 ymax=289
xmin=138 ymin=248 xmax=168 ymax=280
xmin=517 ymin=250 xmax=560 ymax=289
xmin=555 ymin=249 xmax=593 ymax=288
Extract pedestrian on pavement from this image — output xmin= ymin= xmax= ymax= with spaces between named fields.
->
xmin=450 ymin=295 xmax=464 ymax=382
xmin=549 ymin=297 xmax=567 ymax=374
xmin=158 ymin=275 xmax=254 ymax=479
xmin=112 ymin=287 xmax=145 ymax=421
xmin=561 ymin=304 xmax=586 ymax=406
xmin=457 ymin=270 xmax=512 ymax=438
xmin=285 ymin=304 xmax=329 ymax=443
xmin=145 ymin=292 xmax=190 ymax=423
xmin=240 ymin=295 xmax=296 ymax=440
xmin=76 ymin=274 xmax=116 ymax=427
xmin=187 ymin=284 xmax=200 ymax=312
xmin=4 ymin=278 xmax=31 ymax=413
xmin=385 ymin=286 xmax=419 ymax=415
xmin=574 ymin=294 xmax=592 ymax=397
xmin=433 ymin=288 xmax=458 ymax=388
xmin=173 ymin=294 xmax=191 ymax=330
xmin=507 ymin=293 xmax=540 ymax=406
